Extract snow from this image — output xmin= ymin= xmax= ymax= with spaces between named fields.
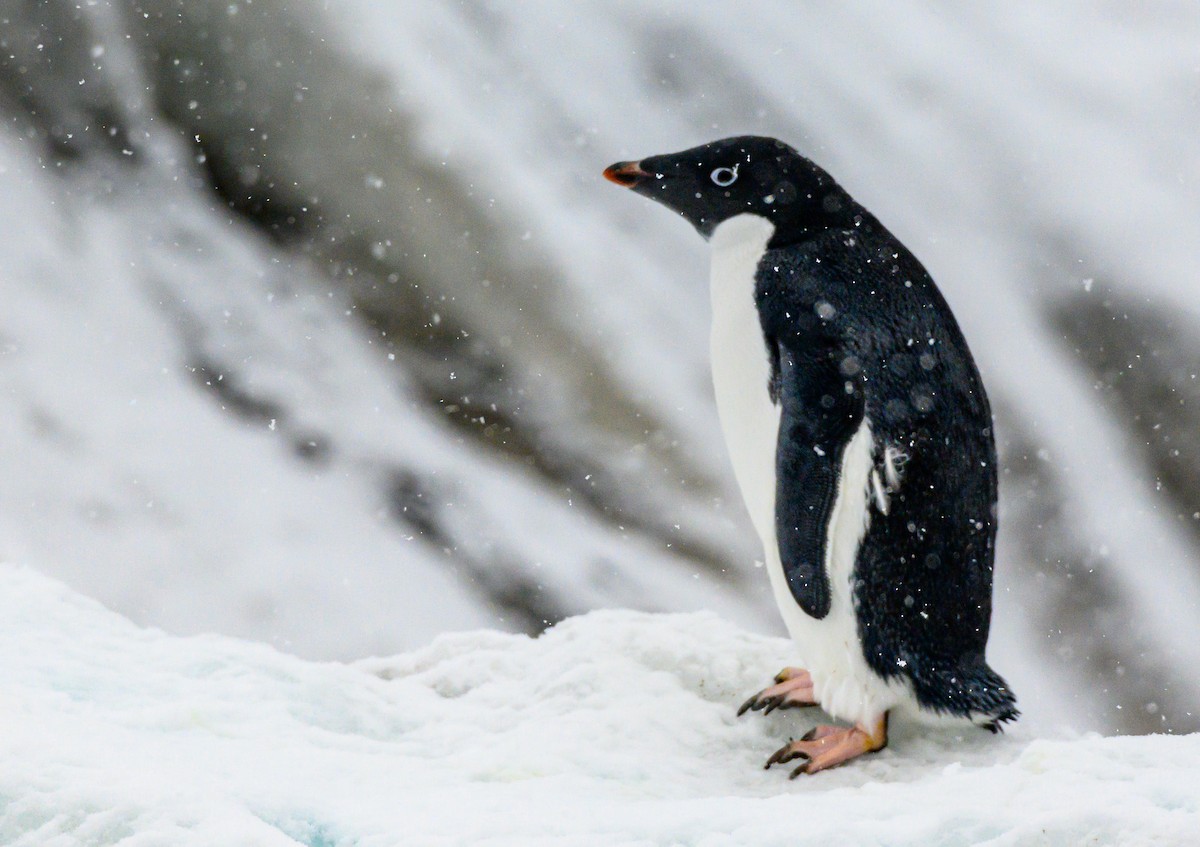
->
xmin=3 ymin=564 xmax=1195 ymax=846
xmin=0 ymin=124 xmax=758 ymax=661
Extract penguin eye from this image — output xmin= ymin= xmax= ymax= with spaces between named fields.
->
xmin=710 ymin=165 xmax=739 ymax=187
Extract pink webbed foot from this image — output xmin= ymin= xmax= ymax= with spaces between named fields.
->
xmin=737 ymin=667 xmax=817 ymax=716
xmin=765 ymin=712 xmax=889 ymax=776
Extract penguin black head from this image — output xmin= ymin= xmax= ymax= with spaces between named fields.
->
xmin=604 ymin=135 xmax=856 ymax=244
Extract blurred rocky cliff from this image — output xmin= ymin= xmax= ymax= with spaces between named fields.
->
xmin=1 ymin=0 xmax=1198 ymax=735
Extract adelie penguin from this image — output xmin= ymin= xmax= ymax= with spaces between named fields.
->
xmin=604 ymin=137 xmax=1017 ymax=775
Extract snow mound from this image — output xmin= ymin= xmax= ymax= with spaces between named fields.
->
xmin=1 ymin=564 xmax=1195 ymax=846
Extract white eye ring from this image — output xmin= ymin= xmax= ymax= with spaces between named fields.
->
xmin=710 ymin=165 xmax=739 ymax=187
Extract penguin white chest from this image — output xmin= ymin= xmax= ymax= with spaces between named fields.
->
xmin=708 ymin=214 xmax=900 ymax=725
xmin=708 ymin=214 xmax=780 ymax=544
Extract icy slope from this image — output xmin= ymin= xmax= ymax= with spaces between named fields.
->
xmin=0 ymin=54 xmax=760 ymax=661
xmin=2 ymin=565 xmax=1195 ymax=847
xmin=0 ymin=0 xmax=770 ymax=666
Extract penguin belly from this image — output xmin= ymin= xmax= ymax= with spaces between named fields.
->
xmin=708 ymin=214 xmax=902 ymax=726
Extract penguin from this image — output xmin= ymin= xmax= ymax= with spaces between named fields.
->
xmin=604 ymin=136 xmax=1017 ymax=775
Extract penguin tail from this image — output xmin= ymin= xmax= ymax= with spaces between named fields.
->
xmin=909 ymin=659 xmax=1020 ymax=728
xmin=968 ymin=664 xmax=1020 ymax=730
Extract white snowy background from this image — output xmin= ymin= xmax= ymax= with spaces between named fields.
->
xmin=1 ymin=1 xmax=1200 ymax=841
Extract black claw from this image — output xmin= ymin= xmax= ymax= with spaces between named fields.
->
xmin=789 ymin=763 xmax=810 ymax=779
xmin=777 ymin=695 xmax=816 ymax=710
xmin=766 ymin=744 xmax=807 ymax=768
xmin=739 ymin=687 xmax=784 ymax=716
xmin=801 ymin=727 xmax=817 ymax=742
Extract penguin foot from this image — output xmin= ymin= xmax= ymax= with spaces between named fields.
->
xmin=737 ymin=667 xmax=816 ymax=716
xmin=765 ymin=712 xmax=889 ymax=776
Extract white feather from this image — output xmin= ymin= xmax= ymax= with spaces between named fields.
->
xmin=708 ymin=214 xmax=780 ymax=545
xmin=870 ymin=468 xmax=889 ymax=514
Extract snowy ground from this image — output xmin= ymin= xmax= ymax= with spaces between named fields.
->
xmin=3 ymin=564 xmax=1195 ymax=846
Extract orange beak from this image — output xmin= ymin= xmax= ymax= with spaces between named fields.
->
xmin=603 ymin=160 xmax=650 ymax=187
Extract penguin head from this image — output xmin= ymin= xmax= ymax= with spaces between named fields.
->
xmin=604 ymin=135 xmax=854 ymax=243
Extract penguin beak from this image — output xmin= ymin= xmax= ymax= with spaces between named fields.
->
xmin=603 ymin=160 xmax=651 ymax=188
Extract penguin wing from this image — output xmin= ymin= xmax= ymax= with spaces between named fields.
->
xmin=773 ymin=334 xmax=865 ymax=620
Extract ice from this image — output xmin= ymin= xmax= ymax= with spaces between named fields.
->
xmin=1 ymin=564 xmax=1195 ymax=846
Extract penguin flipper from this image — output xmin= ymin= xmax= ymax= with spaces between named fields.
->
xmin=773 ymin=335 xmax=865 ymax=620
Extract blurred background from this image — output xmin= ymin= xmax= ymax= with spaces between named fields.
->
xmin=1 ymin=0 xmax=1198 ymax=736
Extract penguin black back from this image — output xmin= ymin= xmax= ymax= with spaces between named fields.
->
xmin=759 ymin=226 xmax=1014 ymax=724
